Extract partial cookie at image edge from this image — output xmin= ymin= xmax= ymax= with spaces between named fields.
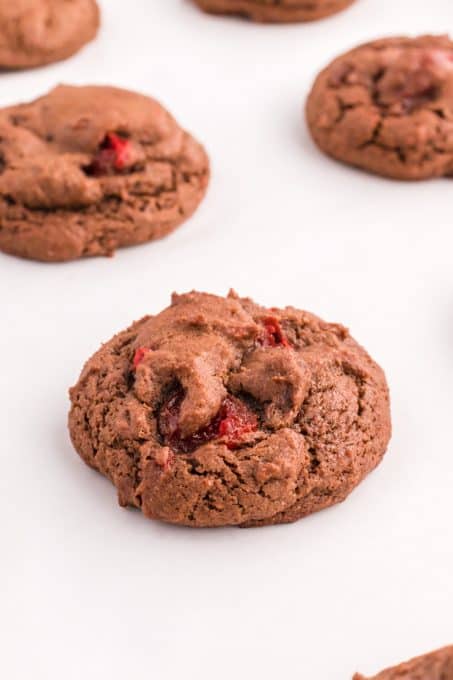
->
xmin=0 ymin=0 xmax=100 ymax=70
xmin=353 ymin=645 xmax=453 ymax=679
xmin=192 ymin=0 xmax=356 ymax=23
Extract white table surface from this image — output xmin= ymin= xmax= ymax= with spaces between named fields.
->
xmin=2 ymin=1 xmax=453 ymax=678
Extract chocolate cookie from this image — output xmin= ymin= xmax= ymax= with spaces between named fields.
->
xmin=193 ymin=0 xmax=355 ymax=22
xmin=306 ymin=35 xmax=453 ymax=180
xmin=0 ymin=86 xmax=210 ymax=262
xmin=354 ymin=646 xmax=453 ymax=679
xmin=68 ymin=291 xmax=391 ymax=528
xmin=0 ymin=0 xmax=100 ymax=69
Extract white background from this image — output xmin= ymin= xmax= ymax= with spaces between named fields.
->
xmin=2 ymin=1 xmax=453 ymax=678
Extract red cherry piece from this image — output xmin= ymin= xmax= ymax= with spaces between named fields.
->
xmin=217 ymin=396 xmax=258 ymax=449
xmin=159 ymin=386 xmax=185 ymax=444
xmin=259 ymin=317 xmax=290 ymax=348
xmin=85 ymin=133 xmax=131 ymax=177
xmin=132 ymin=347 xmax=149 ymax=369
xmin=396 ymin=65 xmax=439 ymax=112
xmin=158 ymin=388 xmax=257 ymax=454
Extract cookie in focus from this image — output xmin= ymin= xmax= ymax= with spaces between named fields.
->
xmin=69 ymin=290 xmax=391 ymax=528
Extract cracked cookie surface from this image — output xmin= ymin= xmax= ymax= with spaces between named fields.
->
xmin=68 ymin=291 xmax=391 ymax=528
xmin=306 ymin=35 xmax=453 ymax=180
xmin=193 ymin=0 xmax=355 ymax=22
xmin=354 ymin=645 xmax=453 ymax=680
xmin=0 ymin=0 xmax=99 ymax=69
xmin=0 ymin=85 xmax=210 ymax=262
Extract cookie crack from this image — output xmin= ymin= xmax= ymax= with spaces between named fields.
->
xmin=334 ymin=97 xmax=364 ymax=125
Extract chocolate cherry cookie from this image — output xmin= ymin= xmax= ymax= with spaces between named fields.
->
xmin=0 ymin=86 xmax=209 ymax=262
xmin=69 ymin=291 xmax=391 ymax=528
xmin=354 ymin=645 xmax=453 ymax=680
xmin=0 ymin=0 xmax=100 ymax=69
xmin=306 ymin=35 xmax=453 ymax=180
xmin=193 ymin=0 xmax=356 ymax=23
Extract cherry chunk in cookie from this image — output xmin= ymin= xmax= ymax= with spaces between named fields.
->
xmin=306 ymin=35 xmax=453 ymax=179
xmin=0 ymin=85 xmax=210 ymax=262
xmin=69 ymin=290 xmax=391 ymax=528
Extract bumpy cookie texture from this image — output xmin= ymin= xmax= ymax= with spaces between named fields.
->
xmin=354 ymin=645 xmax=453 ymax=680
xmin=306 ymin=35 xmax=453 ymax=179
xmin=68 ymin=291 xmax=391 ymax=528
xmin=0 ymin=86 xmax=209 ymax=262
xmin=193 ymin=0 xmax=355 ymax=22
xmin=0 ymin=0 xmax=100 ymax=69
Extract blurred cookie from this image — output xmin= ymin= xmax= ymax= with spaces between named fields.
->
xmin=193 ymin=0 xmax=355 ymax=23
xmin=307 ymin=35 xmax=453 ymax=179
xmin=354 ymin=645 xmax=453 ymax=679
xmin=0 ymin=0 xmax=100 ymax=69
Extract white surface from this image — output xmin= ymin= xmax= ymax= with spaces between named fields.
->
xmin=2 ymin=1 xmax=453 ymax=678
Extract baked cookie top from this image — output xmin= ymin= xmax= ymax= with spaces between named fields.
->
xmin=306 ymin=35 xmax=453 ymax=180
xmin=0 ymin=0 xmax=100 ymax=69
xmin=354 ymin=645 xmax=453 ymax=680
xmin=0 ymin=85 xmax=209 ymax=261
xmin=193 ymin=0 xmax=356 ymax=23
xmin=69 ymin=291 xmax=391 ymax=528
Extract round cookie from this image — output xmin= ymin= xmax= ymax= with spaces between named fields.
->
xmin=0 ymin=0 xmax=100 ymax=70
xmin=306 ymin=35 xmax=453 ymax=180
xmin=69 ymin=291 xmax=391 ymax=529
xmin=193 ymin=0 xmax=355 ymax=22
xmin=0 ymin=86 xmax=210 ymax=262
xmin=354 ymin=646 xmax=453 ymax=680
